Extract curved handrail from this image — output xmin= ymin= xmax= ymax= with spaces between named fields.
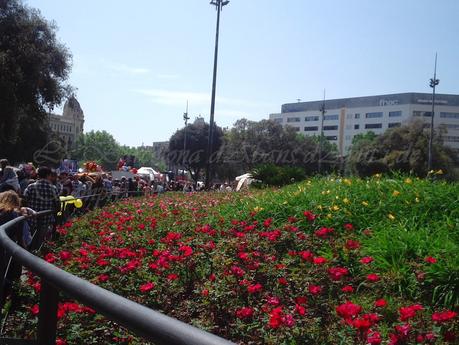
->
xmin=0 ymin=212 xmax=234 ymax=345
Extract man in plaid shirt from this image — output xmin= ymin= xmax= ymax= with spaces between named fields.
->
xmin=24 ymin=166 xmax=60 ymax=248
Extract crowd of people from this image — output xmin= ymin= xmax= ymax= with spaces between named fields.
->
xmin=0 ymin=158 xmax=240 ymax=250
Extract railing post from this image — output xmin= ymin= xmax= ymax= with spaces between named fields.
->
xmin=37 ymin=280 xmax=58 ymax=345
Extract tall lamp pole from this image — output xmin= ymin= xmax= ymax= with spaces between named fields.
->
xmin=318 ymin=90 xmax=326 ymax=174
xmin=205 ymin=0 xmax=229 ymax=189
xmin=182 ymin=101 xmax=190 ymax=176
xmin=427 ymin=53 xmax=439 ymax=172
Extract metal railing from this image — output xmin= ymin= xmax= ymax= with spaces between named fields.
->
xmin=0 ymin=194 xmax=234 ymax=345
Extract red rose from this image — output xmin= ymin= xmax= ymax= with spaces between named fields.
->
xmin=139 ymin=282 xmax=155 ymax=293
xmin=235 ymin=307 xmax=253 ymax=320
xmin=303 ymin=211 xmax=316 ymax=221
xmin=367 ymin=273 xmax=380 ymax=282
xmin=308 ymin=285 xmax=322 ymax=295
xmin=374 ymin=299 xmax=387 ymax=308
xmin=360 ymin=256 xmax=374 ymax=264
xmin=341 ymin=285 xmax=354 ymax=293
xmin=313 ymin=256 xmax=328 ymax=265
xmin=424 ymin=256 xmax=437 ymax=264
xmin=432 ymin=310 xmax=457 ymax=323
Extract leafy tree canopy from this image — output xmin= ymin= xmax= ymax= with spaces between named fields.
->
xmin=168 ymin=121 xmax=223 ymax=182
xmin=0 ymin=0 xmax=72 ymax=162
xmin=347 ymin=120 xmax=456 ymax=177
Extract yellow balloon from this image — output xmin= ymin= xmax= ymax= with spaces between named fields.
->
xmin=74 ymin=199 xmax=83 ymax=208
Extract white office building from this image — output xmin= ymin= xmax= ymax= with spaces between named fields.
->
xmin=269 ymin=92 xmax=459 ymax=156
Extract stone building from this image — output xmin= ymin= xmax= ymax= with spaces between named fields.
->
xmin=48 ymin=96 xmax=84 ymax=148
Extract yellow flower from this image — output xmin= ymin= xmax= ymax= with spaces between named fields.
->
xmin=374 ymin=173 xmax=382 ymax=178
xmin=343 ymin=179 xmax=352 ymax=186
xmin=392 ymin=190 xmax=400 ymax=197
xmin=317 ymin=205 xmax=323 ymax=210
xmin=362 ymin=201 xmax=369 ymax=207
xmin=343 ymin=198 xmax=350 ymax=204
xmin=404 ymin=178 xmax=412 ymax=184
xmin=388 ymin=213 xmax=395 ymax=220
xmin=415 ymin=197 xmax=420 ymax=203
xmin=253 ymin=206 xmax=264 ymax=212
xmin=326 ymin=213 xmax=333 ymax=219
xmin=331 ymin=205 xmax=340 ymax=211
xmin=335 ymin=195 xmax=340 ymax=200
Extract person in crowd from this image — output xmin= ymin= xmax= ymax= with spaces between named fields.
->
xmin=0 ymin=190 xmax=35 ymax=248
xmin=90 ymin=175 xmax=105 ymax=195
xmin=71 ymin=175 xmax=85 ymax=197
xmin=127 ymin=178 xmax=137 ymax=195
xmin=80 ymin=174 xmax=94 ymax=195
xmin=156 ymin=182 xmax=165 ymax=194
xmin=0 ymin=190 xmax=36 ymax=303
xmin=120 ymin=177 xmax=128 ymax=197
xmin=23 ymin=166 xmax=60 ymax=248
xmin=49 ymin=170 xmax=62 ymax=196
xmin=143 ymin=181 xmax=152 ymax=197
xmin=102 ymin=174 xmax=113 ymax=193
xmin=0 ymin=159 xmax=20 ymax=193
xmin=59 ymin=172 xmax=73 ymax=196
xmin=17 ymin=168 xmax=30 ymax=195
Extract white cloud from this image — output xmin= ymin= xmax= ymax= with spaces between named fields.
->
xmin=157 ymin=73 xmax=180 ymax=80
xmin=107 ymin=62 xmax=151 ymax=75
xmin=135 ymin=88 xmax=275 ymax=109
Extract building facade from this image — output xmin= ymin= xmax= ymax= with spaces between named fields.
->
xmin=48 ymin=96 xmax=85 ymax=148
xmin=269 ymin=92 xmax=459 ymax=156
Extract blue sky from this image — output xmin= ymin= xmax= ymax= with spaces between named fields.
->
xmin=28 ymin=0 xmax=459 ymax=146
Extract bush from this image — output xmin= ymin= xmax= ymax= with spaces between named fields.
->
xmin=251 ymin=164 xmax=306 ymax=187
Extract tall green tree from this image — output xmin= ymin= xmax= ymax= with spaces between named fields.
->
xmin=168 ymin=121 xmax=223 ymax=182
xmin=347 ymin=120 xmax=456 ymax=177
xmin=0 ymin=0 xmax=72 ymax=163
xmin=73 ymin=131 xmax=121 ymax=170
xmin=119 ymin=145 xmax=167 ymax=171
xmin=218 ymin=119 xmax=338 ymax=179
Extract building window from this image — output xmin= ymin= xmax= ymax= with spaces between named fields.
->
xmin=445 ymin=124 xmax=459 ymax=130
xmin=324 ymin=114 xmax=339 ymax=121
xmin=305 ymin=115 xmax=319 ymax=122
xmin=389 ymin=111 xmax=402 ymax=117
xmin=345 ymin=135 xmax=352 ymax=140
xmin=413 ymin=111 xmax=432 ymax=117
xmin=355 ymin=113 xmax=360 ymax=119
xmin=287 ymin=117 xmax=300 ymax=123
xmin=291 ymin=127 xmax=300 ymax=132
xmin=365 ymin=112 xmax=383 ymax=118
xmin=365 ymin=123 xmax=382 ymax=129
xmin=354 ymin=124 xmax=360 ymax=130
xmin=443 ymin=135 xmax=459 ymax=143
xmin=440 ymin=112 xmax=459 ymax=119
xmin=388 ymin=122 xmax=401 ymax=128
xmin=323 ymin=125 xmax=338 ymax=131
xmin=304 ymin=126 xmax=319 ymax=131
xmin=325 ymin=135 xmax=338 ymax=141
xmin=273 ymin=118 xmax=283 ymax=123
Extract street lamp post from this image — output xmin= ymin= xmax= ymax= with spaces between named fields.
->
xmin=318 ymin=90 xmax=326 ymax=174
xmin=205 ymin=0 xmax=229 ymax=189
xmin=427 ymin=53 xmax=439 ymax=173
xmin=182 ymin=101 xmax=190 ymax=176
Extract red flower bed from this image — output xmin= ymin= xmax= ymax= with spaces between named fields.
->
xmin=5 ymin=190 xmax=457 ymax=344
